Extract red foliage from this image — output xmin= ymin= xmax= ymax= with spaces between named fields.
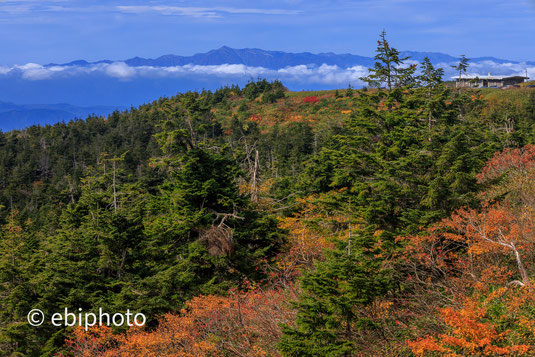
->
xmin=303 ymin=96 xmax=319 ymax=104
xmin=477 ymin=145 xmax=535 ymax=184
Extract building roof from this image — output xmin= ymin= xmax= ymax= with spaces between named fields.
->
xmin=453 ymin=74 xmax=529 ymax=80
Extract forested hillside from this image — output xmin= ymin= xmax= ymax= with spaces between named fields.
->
xmin=2 ymin=39 xmax=535 ymax=356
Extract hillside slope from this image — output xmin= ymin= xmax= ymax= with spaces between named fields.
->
xmin=1 ymin=81 xmax=535 ymax=355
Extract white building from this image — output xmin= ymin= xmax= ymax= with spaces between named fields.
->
xmin=453 ymin=73 xmax=529 ymax=88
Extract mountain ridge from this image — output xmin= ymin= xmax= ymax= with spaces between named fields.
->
xmin=0 ymin=101 xmax=125 ymax=131
xmin=46 ymin=46 xmax=535 ymax=69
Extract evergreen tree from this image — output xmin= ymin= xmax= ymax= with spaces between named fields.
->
xmin=452 ymin=54 xmax=470 ymax=79
xmin=0 ymin=75 xmax=534 ymax=355
xmin=417 ymin=57 xmax=444 ymax=88
xmin=345 ymin=85 xmax=354 ymax=98
xmin=417 ymin=57 xmax=446 ymax=129
xmin=279 ymin=230 xmax=392 ymax=356
xmin=0 ymin=212 xmax=36 ymax=355
xmin=360 ymin=30 xmax=416 ymax=90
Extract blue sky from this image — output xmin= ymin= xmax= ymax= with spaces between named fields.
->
xmin=1 ymin=0 xmax=535 ymax=65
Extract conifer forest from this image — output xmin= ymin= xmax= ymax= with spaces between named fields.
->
xmin=2 ymin=35 xmax=535 ymax=356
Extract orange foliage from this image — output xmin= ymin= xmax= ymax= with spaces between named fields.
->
xmin=288 ymin=114 xmax=305 ymax=122
xmin=477 ymin=145 xmax=535 ymax=184
xmin=408 ymin=288 xmax=533 ymax=356
xmin=402 ymin=198 xmax=535 ymax=293
xmin=404 ymin=145 xmax=535 ymax=355
xmin=402 ymin=145 xmax=535 ymax=290
xmin=62 ymin=326 xmax=119 ymax=357
xmin=249 ymin=113 xmax=262 ymax=122
xmin=63 ymin=287 xmax=296 ymax=357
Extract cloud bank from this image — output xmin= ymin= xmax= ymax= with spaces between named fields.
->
xmin=436 ymin=60 xmax=534 ymax=78
xmin=0 ymin=62 xmax=370 ymax=86
xmin=0 ymin=60 xmax=533 ymax=87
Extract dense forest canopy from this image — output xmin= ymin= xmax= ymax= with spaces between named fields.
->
xmin=2 ymin=36 xmax=535 ymax=356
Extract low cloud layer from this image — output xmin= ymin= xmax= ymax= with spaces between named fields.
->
xmin=438 ymin=60 xmax=534 ymax=78
xmin=0 ymin=62 xmax=370 ymax=86
xmin=0 ymin=60 xmax=533 ymax=87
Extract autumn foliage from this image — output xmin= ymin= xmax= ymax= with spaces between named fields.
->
xmin=408 ymin=288 xmax=534 ymax=356
xmin=303 ymin=96 xmax=319 ymax=103
xmin=62 ymin=287 xmax=297 ymax=356
xmin=60 ymin=127 xmax=535 ymax=356
xmin=45 ymin=79 xmax=535 ymax=356
xmin=274 ymin=194 xmax=344 ymax=276
xmin=406 ymin=145 xmax=535 ymax=355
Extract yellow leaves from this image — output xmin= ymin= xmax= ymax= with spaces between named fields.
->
xmin=467 ymin=241 xmax=503 ymax=256
xmin=371 ymin=300 xmax=393 ymax=320
xmin=373 ymin=229 xmax=384 ymax=238
xmin=341 ymin=110 xmax=352 ymax=114
xmin=277 ymin=212 xmax=331 ymax=267
xmin=519 ymin=315 xmax=535 ymax=335
xmin=273 ymin=192 xmax=363 ymax=279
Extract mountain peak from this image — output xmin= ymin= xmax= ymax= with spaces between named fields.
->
xmin=37 ymin=47 xmax=534 ymax=75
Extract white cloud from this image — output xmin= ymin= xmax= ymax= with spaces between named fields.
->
xmin=467 ymin=60 xmax=531 ymax=75
xmin=0 ymin=60 xmax=532 ymax=86
xmin=17 ymin=63 xmax=54 ymax=80
xmin=115 ymin=5 xmax=300 ymax=18
xmin=0 ymin=3 xmax=32 ymax=14
xmin=185 ymin=64 xmax=266 ymax=76
xmin=0 ymin=61 xmax=368 ymax=85
xmin=0 ymin=66 xmax=12 ymax=75
xmin=433 ymin=60 xmax=534 ymax=79
xmin=105 ymin=62 xmax=136 ymax=79
xmin=297 ymin=64 xmax=368 ymax=85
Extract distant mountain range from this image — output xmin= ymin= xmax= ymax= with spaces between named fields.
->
xmin=1 ymin=46 xmax=533 ymax=131
xmin=0 ymin=102 xmax=124 ymax=132
xmin=46 ymin=46 xmax=535 ymax=69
